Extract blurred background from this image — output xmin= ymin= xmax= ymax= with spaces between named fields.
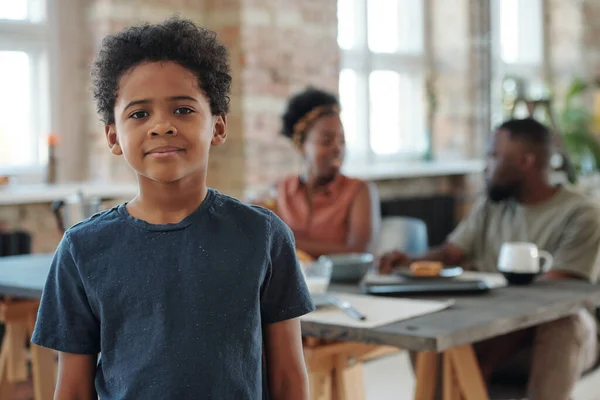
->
xmin=0 ymin=0 xmax=599 ymax=251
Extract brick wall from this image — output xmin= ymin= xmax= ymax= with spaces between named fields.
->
xmin=582 ymin=1 xmax=600 ymax=80
xmin=547 ymin=0 xmax=600 ymax=107
xmin=431 ymin=0 xmax=478 ymax=160
xmin=240 ymin=0 xmax=339 ymax=192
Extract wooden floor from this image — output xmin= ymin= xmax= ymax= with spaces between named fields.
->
xmin=364 ymin=352 xmax=600 ymax=400
xmin=9 ymin=353 xmax=600 ymax=399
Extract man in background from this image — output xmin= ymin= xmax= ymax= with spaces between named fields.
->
xmin=381 ymin=118 xmax=600 ymax=400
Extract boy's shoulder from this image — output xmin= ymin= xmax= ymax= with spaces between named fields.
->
xmin=211 ymin=190 xmax=292 ymax=242
xmin=212 ymin=190 xmax=280 ymax=226
xmin=66 ymin=206 xmax=124 ymax=238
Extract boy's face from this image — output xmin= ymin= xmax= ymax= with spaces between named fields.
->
xmin=105 ymin=61 xmax=226 ymax=183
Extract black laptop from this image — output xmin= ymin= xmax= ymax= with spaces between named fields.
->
xmin=360 ymin=279 xmax=490 ymax=296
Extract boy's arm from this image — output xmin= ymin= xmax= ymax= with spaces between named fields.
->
xmin=55 ymin=352 xmax=97 ymax=400
xmin=264 ymin=318 xmax=309 ymax=400
xmin=31 ymin=235 xmax=101 ymax=398
xmin=260 ymin=213 xmax=314 ymax=399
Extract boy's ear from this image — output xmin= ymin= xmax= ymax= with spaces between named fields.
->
xmin=105 ymin=125 xmax=123 ymax=156
xmin=211 ymin=115 xmax=227 ymax=147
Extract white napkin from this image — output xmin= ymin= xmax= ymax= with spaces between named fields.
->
xmin=302 ymin=293 xmax=454 ymax=328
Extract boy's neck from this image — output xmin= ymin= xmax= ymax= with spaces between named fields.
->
xmin=128 ymin=172 xmax=209 ymax=225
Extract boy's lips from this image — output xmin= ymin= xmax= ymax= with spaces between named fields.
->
xmin=145 ymin=146 xmax=184 ymax=158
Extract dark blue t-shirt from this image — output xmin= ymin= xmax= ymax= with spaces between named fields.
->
xmin=31 ymin=189 xmax=315 ymax=399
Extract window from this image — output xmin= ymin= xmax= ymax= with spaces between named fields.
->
xmin=490 ymin=0 xmax=545 ymax=125
xmin=0 ymin=0 xmax=50 ymax=175
xmin=337 ymin=0 xmax=427 ymax=164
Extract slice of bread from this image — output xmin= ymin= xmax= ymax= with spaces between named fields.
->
xmin=410 ymin=261 xmax=443 ymax=277
xmin=296 ymin=249 xmax=314 ymax=263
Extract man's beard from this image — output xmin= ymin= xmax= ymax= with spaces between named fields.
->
xmin=486 ymin=182 xmax=520 ymax=203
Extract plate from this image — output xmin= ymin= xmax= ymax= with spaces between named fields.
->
xmin=392 ymin=266 xmax=464 ymax=279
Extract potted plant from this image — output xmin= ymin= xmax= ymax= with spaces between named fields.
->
xmin=559 ymin=77 xmax=600 ymax=181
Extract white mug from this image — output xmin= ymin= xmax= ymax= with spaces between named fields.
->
xmin=498 ymin=242 xmax=554 ymax=274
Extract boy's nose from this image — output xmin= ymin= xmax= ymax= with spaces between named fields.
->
xmin=149 ymin=121 xmax=178 ymax=137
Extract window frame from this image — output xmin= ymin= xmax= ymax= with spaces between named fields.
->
xmin=489 ymin=0 xmax=546 ymax=127
xmin=338 ymin=0 xmax=431 ymax=165
xmin=0 ymin=0 xmax=54 ymax=179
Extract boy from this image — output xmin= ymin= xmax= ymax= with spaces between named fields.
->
xmin=32 ymin=17 xmax=314 ymax=399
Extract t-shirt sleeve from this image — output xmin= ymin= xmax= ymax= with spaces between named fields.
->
xmin=31 ymin=233 xmax=100 ymax=354
xmin=260 ymin=212 xmax=315 ymax=325
xmin=551 ymin=204 xmax=600 ymax=282
xmin=447 ymin=197 xmax=488 ymax=256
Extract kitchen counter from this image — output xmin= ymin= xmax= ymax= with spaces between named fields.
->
xmin=0 ymin=182 xmax=138 ymax=206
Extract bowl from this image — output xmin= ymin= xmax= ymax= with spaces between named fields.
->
xmin=319 ymin=253 xmax=375 ymax=283
xmin=301 ymin=258 xmax=333 ymax=295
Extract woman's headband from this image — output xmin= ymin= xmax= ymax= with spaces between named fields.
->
xmin=292 ymin=104 xmax=340 ymax=147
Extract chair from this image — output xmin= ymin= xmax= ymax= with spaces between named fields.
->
xmin=375 ymin=216 xmax=429 ymax=257
xmin=0 ymin=231 xmax=32 ymax=257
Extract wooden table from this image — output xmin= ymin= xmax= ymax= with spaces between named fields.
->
xmin=302 ymin=281 xmax=600 ymax=400
xmin=1 ymin=254 xmax=599 ymax=400
xmin=0 ymin=254 xmax=54 ymax=400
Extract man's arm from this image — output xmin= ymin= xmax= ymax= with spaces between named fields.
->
xmin=379 ymin=243 xmax=466 ymax=274
xmin=542 ymin=205 xmax=600 ymax=282
xmin=379 ymin=198 xmax=488 ymax=274
xmin=543 ymin=270 xmax=584 ymax=280
xmin=264 ymin=318 xmax=309 ymax=400
xmin=413 ymin=243 xmax=466 ymax=266
xmin=54 ymin=352 xmax=97 ymax=400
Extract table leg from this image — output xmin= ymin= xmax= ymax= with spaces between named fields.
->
xmin=443 ymin=352 xmax=462 ymax=400
xmin=0 ymin=300 xmax=57 ymax=400
xmin=333 ymin=354 xmax=365 ymax=400
xmin=446 ymin=345 xmax=487 ymax=400
xmin=414 ymin=352 xmax=438 ymax=400
xmin=27 ymin=314 xmax=57 ymax=400
xmin=304 ymin=339 xmax=396 ymax=400
xmin=5 ymin=323 xmax=29 ymax=382
xmin=308 ymin=356 xmax=335 ymax=400
xmin=0 ymin=336 xmax=13 ymax=400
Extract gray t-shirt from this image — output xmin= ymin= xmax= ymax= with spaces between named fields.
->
xmin=31 ymin=189 xmax=315 ymax=399
xmin=448 ymin=186 xmax=600 ymax=282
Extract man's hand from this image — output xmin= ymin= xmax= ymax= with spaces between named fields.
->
xmin=379 ymin=244 xmax=466 ymax=274
xmin=378 ymin=250 xmax=410 ymax=274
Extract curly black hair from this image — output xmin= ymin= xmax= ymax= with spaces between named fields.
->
xmin=281 ymin=87 xmax=340 ymax=141
xmin=91 ymin=16 xmax=232 ymax=125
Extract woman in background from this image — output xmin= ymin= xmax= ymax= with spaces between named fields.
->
xmin=259 ymin=88 xmax=380 ymax=259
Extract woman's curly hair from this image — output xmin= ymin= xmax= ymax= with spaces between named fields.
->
xmin=91 ymin=16 xmax=232 ymax=124
xmin=281 ymin=88 xmax=339 ymax=141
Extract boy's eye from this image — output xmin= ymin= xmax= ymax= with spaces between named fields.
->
xmin=174 ymin=107 xmax=194 ymax=115
xmin=130 ymin=111 xmax=148 ymax=119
